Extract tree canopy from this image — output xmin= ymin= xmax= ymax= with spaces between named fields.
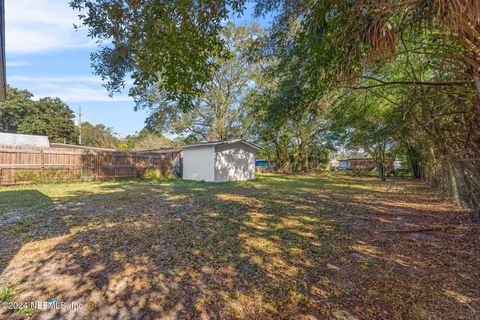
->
xmin=137 ymin=22 xmax=263 ymax=142
xmin=71 ymin=0 xmax=480 ymax=217
xmin=119 ymin=129 xmax=173 ymax=151
xmin=0 ymin=86 xmax=76 ymax=143
xmin=79 ymin=121 xmax=119 ymax=149
xmin=70 ymin=0 xmax=248 ymax=109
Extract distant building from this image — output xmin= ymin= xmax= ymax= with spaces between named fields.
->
xmin=329 ymin=153 xmax=400 ymax=172
xmin=0 ymin=132 xmax=50 ymax=148
xmin=338 ymin=160 xmax=350 ymax=170
xmin=328 ymin=159 xmax=339 ymax=169
xmin=348 ymin=158 xmax=377 ymax=171
xmin=393 ymin=159 xmax=403 ymax=170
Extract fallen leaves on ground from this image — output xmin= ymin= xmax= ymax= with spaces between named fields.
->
xmin=0 ymin=174 xmax=478 ymax=319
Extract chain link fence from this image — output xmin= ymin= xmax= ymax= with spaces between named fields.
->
xmin=426 ymin=158 xmax=480 ymax=219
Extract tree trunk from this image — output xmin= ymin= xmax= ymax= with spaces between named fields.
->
xmin=473 ymin=73 xmax=480 ymax=97
xmin=411 ymin=161 xmax=421 ymax=179
xmin=457 ymin=159 xmax=480 ymax=221
xmin=406 ymin=145 xmax=422 ymax=178
xmin=377 ymin=162 xmax=386 ymax=181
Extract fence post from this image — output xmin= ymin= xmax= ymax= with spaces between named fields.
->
xmin=133 ymin=155 xmax=137 ymax=178
xmin=80 ymin=153 xmax=84 ymax=180
xmin=40 ymin=148 xmax=45 ymax=178
xmin=96 ymin=153 xmax=100 ymax=179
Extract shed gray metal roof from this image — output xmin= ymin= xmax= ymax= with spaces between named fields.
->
xmin=182 ymin=139 xmax=262 ymax=151
xmin=0 ymin=132 xmax=50 ymax=147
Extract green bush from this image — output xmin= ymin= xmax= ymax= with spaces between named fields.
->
xmin=14 ymin=170 xmax=43 ymax=184
xmin=14 ymin=169 xmax=82 ymax=184
xmin=141 ymin=168 xmax=172 ymax=180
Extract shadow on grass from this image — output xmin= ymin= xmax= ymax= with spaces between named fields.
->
xmin=0 ymin=190 xmax=54 ymax=215
xmin=0 ymin=174 xmax=477 ymax=319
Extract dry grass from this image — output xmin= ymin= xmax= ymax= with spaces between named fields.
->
xmin=0 ymin=174 xmax=478 ymax=319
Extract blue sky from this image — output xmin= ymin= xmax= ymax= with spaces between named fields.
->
xmin=5 ymin=1 xmax=272 ymax=137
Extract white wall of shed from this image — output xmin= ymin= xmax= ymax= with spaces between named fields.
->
xmin=214 ymin=143 xmax=256 ymax=182
xmin=182 ymin=146 xmax=215 ymax=182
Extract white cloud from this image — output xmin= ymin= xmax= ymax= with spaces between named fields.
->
xmin=8 ymin=75 xmax=133 ymax=103
xmin=9 ymin=75 xmax=102 ymax=84
xmin=5 ymin=0 xmax=96 ymax=54
xmin=6 ymin=60 xmax=31 ymax=67
xmin=35 ymin=85 xmax=133 ymax=103
xmin=9 ymin=75 xmax=134 ymax=86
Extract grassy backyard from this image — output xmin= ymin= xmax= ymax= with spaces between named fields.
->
xmin=0 ymin=174 xmax=478 ymax=319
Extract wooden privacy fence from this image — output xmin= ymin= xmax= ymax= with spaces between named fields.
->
xmin=0 ymin=145 xmax=179 ymax=185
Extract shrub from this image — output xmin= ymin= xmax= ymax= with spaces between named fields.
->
xmin=14 ymin=169 xmax=82 ymax=184
xmin=141 ymin=168 xmax=172 ymax=180
xmin=14 ymin=170 xmax=43 ymax=184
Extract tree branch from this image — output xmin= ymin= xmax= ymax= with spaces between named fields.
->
xmin=347 ymin=77 xmax=474 ymax=90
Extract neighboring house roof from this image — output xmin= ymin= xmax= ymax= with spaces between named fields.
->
xmin=182 ymin=139 xmax=263 ymax=151
xmin=0 ymin=132 xmax=50 ymax=148
xmin=50 ymin=143 xmax=117 ymax=152
xmin=348 ymin=157 xmax=374 ymax=161
xmin=134 ymin=147 xmax=184 ymax=154
xmin=346 ymin=153 xmax=371 ymax=160
xmin=332 ymin=152 xmax=371 ymax=161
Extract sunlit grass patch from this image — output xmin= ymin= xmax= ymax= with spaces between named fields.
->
xmin=243 ymin=236 xmax=280 ymax=255
xmin=0 ymin=286 xmax=14 ymax=302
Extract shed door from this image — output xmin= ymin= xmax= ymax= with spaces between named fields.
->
xmin=215 ymin=147 xmax=255 ymax=181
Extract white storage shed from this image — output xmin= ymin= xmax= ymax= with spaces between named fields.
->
xmin=182 ymin=140 xmax=261 ymax=182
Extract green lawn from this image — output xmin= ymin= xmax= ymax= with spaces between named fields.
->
xmin=0 ymin=174 xmax=478 ymax=319
xmin=0 ymin=180 xmax=146 ymax=215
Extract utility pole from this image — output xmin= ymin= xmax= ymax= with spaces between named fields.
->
xmin=78 ymin=106 xmax=82 ymax=145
